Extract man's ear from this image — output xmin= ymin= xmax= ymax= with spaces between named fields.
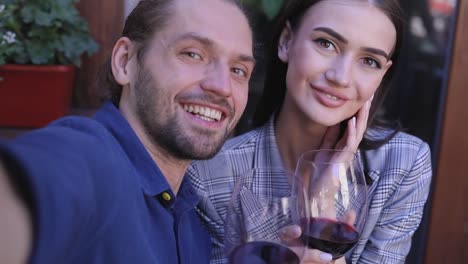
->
xmin=111 ymin=37 xmax=136 ymax=86
xmin=278 ymin=21 xmax=293 ymax=63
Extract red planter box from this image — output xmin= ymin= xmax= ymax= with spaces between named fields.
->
xmin=0 ymin=64 xmax=76 ymax=128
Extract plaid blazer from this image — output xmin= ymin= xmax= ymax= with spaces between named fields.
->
xmin=187 ymin=118 xmax=432 ymax=264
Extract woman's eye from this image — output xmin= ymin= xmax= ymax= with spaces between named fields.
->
xmin=362 ymin=57 xmax=381 ymax=68
xmin=316 ymin=38 xmax=335 ymax=51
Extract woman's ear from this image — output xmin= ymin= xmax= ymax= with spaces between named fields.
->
xmin=111 ymin=37 xmax=136 ymax=86
xmin=278 ymin=21 xmax=293 ymax=63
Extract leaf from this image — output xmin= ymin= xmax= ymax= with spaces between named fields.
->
xmin=26 ymin=40 xmax=55 ymax=64
xmin=86 ymin=38 xmax=99 ymax=55
xmin=261 ymin=0 xmax=284 ymax=20
xmin=20 ymin=6 xmax=35 ymax=24
xmin=35 ymin=10 xmax=54 ymax=26
xmin=6 ymin=43 xmax=28 ymax=64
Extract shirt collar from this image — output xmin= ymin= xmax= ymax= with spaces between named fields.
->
xmin=93 ymin=101 xmax=171 ymax=197
xmin=177 ymin=176 xmax=200 ymax=208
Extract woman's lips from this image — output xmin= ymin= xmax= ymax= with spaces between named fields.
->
xmin=311 ymin=85 xmax=348 ymax=108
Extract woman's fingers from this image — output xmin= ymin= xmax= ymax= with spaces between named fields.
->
xmin=354 ymin=97 xmax=371 ymax=143
xmin=279 ymin=225 xmax=338 ymax=263
xmin=343 ymin=210 xmax=357 ymax=225
xmin=336 ymin=117 xmax=356 ymax=153
xmin=337 ymin=96 xmax=373 ymax=154
xmin=320 ymin=125 xmax=340 ymax=149
xmin=279 ymin=225 xmax=302 ymax=242
xmin=323 ymin=95 xmax=373 ymax=155
xmin=301 ymin=248 xmax=334 ymax=263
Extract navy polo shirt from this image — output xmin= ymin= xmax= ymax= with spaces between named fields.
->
xmin=1 ymin=102 xmax=211 ymax=264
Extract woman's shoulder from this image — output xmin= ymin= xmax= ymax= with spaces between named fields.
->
xmin=364 ymin=128 xmax=431 ymax=171
xmin=367 ymin=128 xmax=428 ymax=150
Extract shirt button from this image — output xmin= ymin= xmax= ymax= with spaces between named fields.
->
xmin=162 ymin=192 xmax=172 ymax=201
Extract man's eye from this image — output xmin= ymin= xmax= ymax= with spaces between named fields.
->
xmin=232 ymin=68 xmax=247 ymax=77
xmin=183 ymin=51 xmax=202 ymax=60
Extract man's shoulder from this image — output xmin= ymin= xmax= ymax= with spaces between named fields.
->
xmin=2 ymin=115 xmax=130 ymax=186
xmin=50 ymin=115 xmax=112 ymax=141
xmin=11 ymin=115 xmax=115 ymax=151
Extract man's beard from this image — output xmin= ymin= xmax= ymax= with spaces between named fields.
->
xmin=134 ymin=68 xmax=231 ymax=161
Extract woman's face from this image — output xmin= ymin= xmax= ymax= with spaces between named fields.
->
xmin=278 ymin=0 xmax=396 ymax=127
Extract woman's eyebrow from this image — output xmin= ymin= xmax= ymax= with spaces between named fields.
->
xmin=313 ymin=27 xmax=348 ymax=44
xmin=313 ymin=27 xmax=390 ymax=60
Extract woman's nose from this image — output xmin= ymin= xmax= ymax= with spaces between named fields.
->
xmin=325 ymin=58 xmax=352 ymax=87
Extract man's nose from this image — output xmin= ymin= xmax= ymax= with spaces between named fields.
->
xmin=200 ymin=62 xmax=232 ymax=97
xmin=325 ymin=57 xmax=352 ymax=88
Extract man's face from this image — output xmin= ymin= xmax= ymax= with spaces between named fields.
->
xmin=125 ymin=0 xmax=254 ymax=160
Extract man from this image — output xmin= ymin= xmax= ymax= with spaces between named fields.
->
xmin=0 ymin=0 xmax=255 ymax=263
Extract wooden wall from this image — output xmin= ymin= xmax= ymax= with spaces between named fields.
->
xmin=425 ymin=1 xmax=468 ymax=263
xmin=75 ymin=0 xmax=124 ymax=107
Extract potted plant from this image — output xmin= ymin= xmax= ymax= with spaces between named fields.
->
xmin=0 ymin=0 xmax=98 ymax=128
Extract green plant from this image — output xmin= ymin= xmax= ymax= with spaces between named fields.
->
xmin=0 ymin=0 xmax=98 ymax=66
xmin=242 ymin=0 xmax=284 ymax=20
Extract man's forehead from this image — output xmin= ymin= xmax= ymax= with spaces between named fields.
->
xmin=170 ymin=0 xmax=248 ymax=26
xmin=162 ymin=0 xmax=253 ymax=55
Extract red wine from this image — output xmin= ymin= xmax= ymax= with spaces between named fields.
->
xmin=301 ymin=217 xmax=359 ymax=259
xmin=229 ymin=241 xmax=299 ymax=264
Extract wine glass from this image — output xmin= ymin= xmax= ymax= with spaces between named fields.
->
xmin=224 ymin=167 xmax=308 ymax=264
xmin=295 ymin=149 xmax=368 ymax=260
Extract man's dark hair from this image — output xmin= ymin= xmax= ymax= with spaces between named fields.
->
xmin=98 ymin=0 xmax=245 ymax=106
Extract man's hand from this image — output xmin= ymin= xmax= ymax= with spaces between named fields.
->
xmin=0 ymin=161 xmax=32 ymax=264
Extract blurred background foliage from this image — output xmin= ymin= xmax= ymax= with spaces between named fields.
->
xmin=242 ymin=0 xmax=284 ymax=19
xmin=0 ymin=0 xmax=98 ymax=66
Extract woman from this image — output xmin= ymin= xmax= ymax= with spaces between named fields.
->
xmin=188 ymin=0 xmax=432 ymax=263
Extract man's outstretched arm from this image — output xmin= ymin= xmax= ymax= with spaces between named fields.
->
xmin=0 ymin=161 xmax=32 ymax=264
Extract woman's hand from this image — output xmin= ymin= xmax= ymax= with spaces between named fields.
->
xmin=280 ymin=225 xmax=347 ymax=264
xmin=302 ymin=251 xmax=346 ymax=264
xmin=321 ymin=96 xmax=372 ymax=154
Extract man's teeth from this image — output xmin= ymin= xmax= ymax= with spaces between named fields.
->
xmin=183 ymin=105 xmax=222 ymax=121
